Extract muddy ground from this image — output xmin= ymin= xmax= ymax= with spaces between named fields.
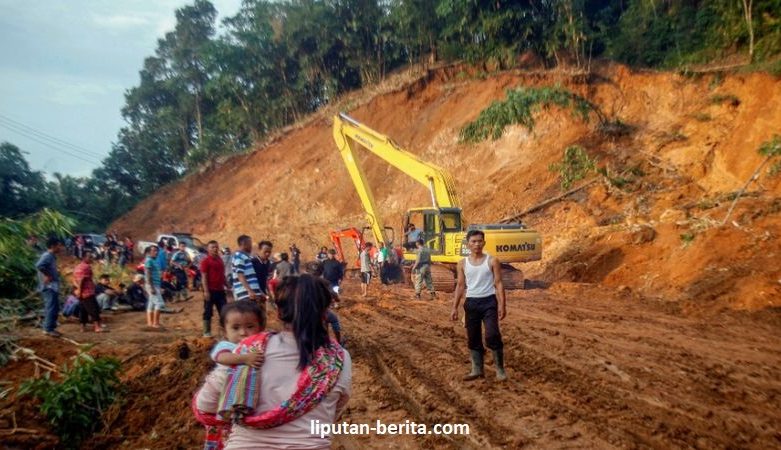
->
xmin=2 ymin=276 xmax=780 ymax=449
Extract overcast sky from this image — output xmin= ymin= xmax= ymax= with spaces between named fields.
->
xmin=0 ymin=0 xmax=242 ymax=177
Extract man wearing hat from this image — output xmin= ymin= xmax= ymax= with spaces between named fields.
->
xmin=123 ymin=274 xmax=148 ymax=311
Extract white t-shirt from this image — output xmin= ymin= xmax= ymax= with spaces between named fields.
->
xmin=225 ymin=331 xmax=352 ymax=449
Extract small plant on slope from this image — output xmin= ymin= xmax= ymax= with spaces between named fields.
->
xmin=18 ymin=352 xmax=122 ymax=449
xmin=722 ymin=134 xmax=781 ymax=225
xmin=549 ymin=145 xmax=596 ymax=190
xmin=459 ymin=86 xmax=598 ymax=143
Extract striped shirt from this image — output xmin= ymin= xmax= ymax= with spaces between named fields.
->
xmin=171 ymin=250 xmax=190 ymax=267
xmin=232 ymin=251 xmax=260 ymax=300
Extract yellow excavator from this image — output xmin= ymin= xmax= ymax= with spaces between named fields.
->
xmin=332 ymin=112 xmax=542 ymax=292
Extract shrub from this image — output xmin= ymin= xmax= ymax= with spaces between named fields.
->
xmin=18 ymin=352 xmax=121 ymax=449
xmin=549 ymin=145 xmax=596 ymax=190
xmin=708 ymin=94 xmax=740 ymax=106
xmin=759 ymin=134 xmax=781 ymax=175
xmin=459 ymin=86 xmax=597 ymax=143
xmin=680 ymin=232 xmax=695 ymax=246
xmin=0 ymin=209 xmax=74 ymax=298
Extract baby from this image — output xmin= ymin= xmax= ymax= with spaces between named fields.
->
xmin=196 ymin=301 xmax=265 ymax=450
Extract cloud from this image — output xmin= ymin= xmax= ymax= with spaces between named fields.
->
xmin=43 ymin=77 xmax=123 ymax=106
xmin=155 ymin=16 xmax=177 ymax=37
xmin=91 ymin=12 xmax=154 ymax=31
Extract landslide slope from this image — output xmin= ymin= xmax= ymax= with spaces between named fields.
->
xmin=112 ymin=64 xmax=781 ymax=310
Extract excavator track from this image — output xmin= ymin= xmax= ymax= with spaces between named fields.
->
xmin=403 ymin=263 xmax=525 ymax=293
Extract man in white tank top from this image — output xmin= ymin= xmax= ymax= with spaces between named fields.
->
xmin=450 ymin=229 xmax=507 ymax=381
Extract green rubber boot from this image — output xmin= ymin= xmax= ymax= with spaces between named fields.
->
xmin=202 ymin=319 xmax=212 ymax=338
xmin=493 ymin=349 xmax=507 ymax=381
xmin=462 ymin=350 xmax=484 ymax=381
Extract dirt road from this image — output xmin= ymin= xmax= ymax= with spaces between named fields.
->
xmin=334 ymin=281 xmax=781 ymax=450
xmin=4 ymin=279 xmax=781 ymax=449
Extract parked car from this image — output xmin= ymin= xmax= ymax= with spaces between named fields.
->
xmin=73 ymin=233 xmax=107 ymax=250
xmin=137 ymin=233 xmax=204 ymax=260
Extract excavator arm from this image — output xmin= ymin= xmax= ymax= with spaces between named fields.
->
xmin=332 ymin=112 xmax=461 ymax=245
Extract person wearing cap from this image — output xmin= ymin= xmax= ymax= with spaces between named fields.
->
xmin=122 ymin=274 xmax=148 ymax=311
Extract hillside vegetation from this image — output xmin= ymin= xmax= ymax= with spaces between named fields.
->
xmin=112 ymin=63 xmax=781 ymax=310
xmin=3 ymin=0 xmax=781 ymax=230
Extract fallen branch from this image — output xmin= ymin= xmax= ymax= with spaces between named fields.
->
xmin=721 ymin=155 xmax=771 ymax=226
xmin=500 ymin=179 xmax=598 ymax=223
xmin=0 ymin=428 xmax=43 ymax=435
xmin=680 ymin=190 xmax=761 ymax=210
xmin=0 ymin=313 xmax=38 ymax=324
xmin=11 ymin=344 xmax=59 ymax=373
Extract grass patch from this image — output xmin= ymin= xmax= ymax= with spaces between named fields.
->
xmin=549 ymin=145 xmax=596 ymax=190
xmin=598 ymin=119 xmax=636 ymax=137
xmin=708 ymin=94 xmax=740 ymax=106
xmin=680 ymin=231 xmax=695 ymax=247
xmin=693 ymin=112 xmax=712 ymax=122
xmin=459 ymin=86 xmax=597 ymax=143
xmin=697 ymin=199 xmax=717 ymax=210
xmin=658 ymin=130 xmax=688 ymax=145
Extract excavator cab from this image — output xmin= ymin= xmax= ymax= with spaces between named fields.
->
xmin=403 ymin=207 xmax=463 ymax=255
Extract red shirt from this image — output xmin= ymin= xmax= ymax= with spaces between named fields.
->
xmin=200 ymin=254 xmax=226 ymax=292
xmin=73 ymin=261 xmax=95 ymax=298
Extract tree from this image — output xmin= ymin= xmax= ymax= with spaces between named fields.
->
xmin=0 ymin=143 xmax=49 ymax=218
xmin=740 ymin=0 xmax=755 ymax=59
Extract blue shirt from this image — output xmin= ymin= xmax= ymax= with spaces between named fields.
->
xmin=407 ymin=229 xmax=422 ymax=242
xmin=171 ymin=250 xmax=190 ymax=267
xmin=210 ymin=341 xmax=237 ymax=367
xmin=156 ymin=249 xmax=168 ymax=272
xmin=144 ymin=256 xmax=162 ymax=288
xmin=35 ymin=251 xmax=59 ymax=292
xmin=232 ymin=251 xmax=260 ymax=300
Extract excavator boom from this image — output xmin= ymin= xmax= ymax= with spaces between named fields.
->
xmin=332 ymin=111 xmax=542 ymax=278
xmin=333 ymin=112 xmax=461 ymax=244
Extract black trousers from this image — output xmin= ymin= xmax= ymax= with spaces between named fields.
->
xmin=79 ymin=295 xmax=101 ymax=325
xmin=204 ymin=290 xmax=227 ymax=321
xmin=464 ymin=294 xmax=503 ymax=353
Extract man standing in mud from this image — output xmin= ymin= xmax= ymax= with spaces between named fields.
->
xmin=200 ymin=240 xmax=226 ymax=337
xmin=233 ymin=235 xmax=262 ymax=304
xmin=451 ymin=229 xmax=507 ymax=381
xmin=36 ymin=237 xmax=63 ymax=337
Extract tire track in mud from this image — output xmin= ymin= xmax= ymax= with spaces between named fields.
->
xmin=345 ymin=307 xmax=514 ymax=449
xmin=336 ymin=283 xmax=781 ymax=449
xmin=506 ymin=302 xmax=781 ymax=448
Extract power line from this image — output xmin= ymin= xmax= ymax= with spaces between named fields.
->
xmin=0 ymin=121 xmax=101 ymax=165
xmin=0 ymin=113 xmax=106 ymax=159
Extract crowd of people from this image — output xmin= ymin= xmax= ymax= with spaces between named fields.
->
xmin=33 ymin=228 xmax=508 ymax=448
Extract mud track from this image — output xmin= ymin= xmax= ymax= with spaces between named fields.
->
xmin=334 ymin=281 xmax=781 ymax=449
xmin=4 ymin=279 xmax=780 ymax=449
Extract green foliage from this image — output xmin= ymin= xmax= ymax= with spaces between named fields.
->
xmin=18 ymin=352 xmax=121 ymax=449
xmin=460 ymin=86 xmax=596 ymax=143
xmin=758 ymin=134 xmax=781 ymax=157
xmin=759 ymin=134 xmax=781 ymax=175
xmin=0 ymin=335 xmax=16 ymax=366
xmin=6 ymin=0 xmax=781 ymax=233
xmin=0 ymin=209 xmax=74 ymax=298
xmin=693 ymin=112 xmax=713 ymax=121
xmin=598 ymin=119 xmax=636 ymax=137
xmin=680 ymin=231 xmax=696 ymax=246
xmin=549 ymin=145 xmax=596 ymax=190
xmin=0 ymin=143 xmax=51 ymax=218
xmin=708 ymin=93 xmax=740 ymax=105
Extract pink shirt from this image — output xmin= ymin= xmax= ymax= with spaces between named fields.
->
xmin=225 ymin=332 xmax=352 ymax=449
